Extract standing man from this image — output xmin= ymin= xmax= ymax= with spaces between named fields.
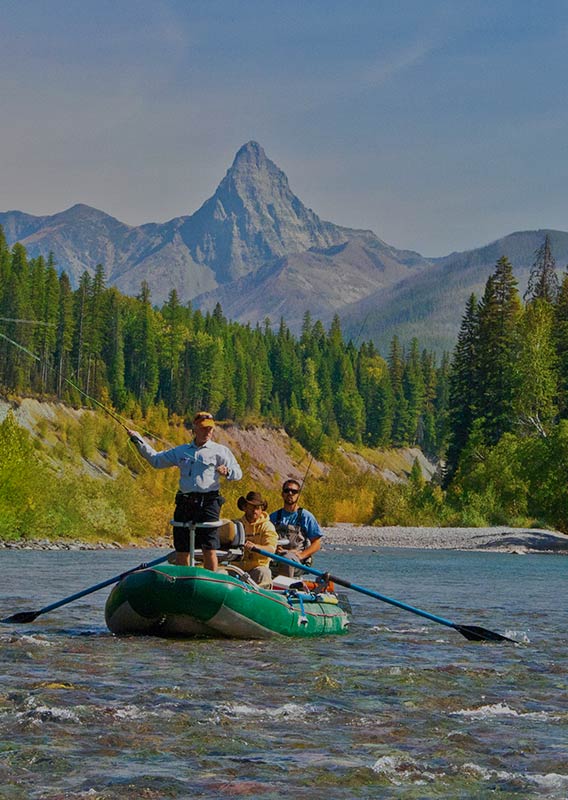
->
xmin=128 ymin=412 xmax=242 ymax=570
xmin=269 ymin=478 xmax=323 ymax=577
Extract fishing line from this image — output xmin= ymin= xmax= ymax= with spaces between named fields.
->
xmin=0 ymin=330 xmax=173 ymax=469
xmin=0 ymin=317 xmax=56 ymax=325
xmin=0 ymin=329 xmax=130 ymax=429
xmin=0 ymin=329 xmax=214 ymax=477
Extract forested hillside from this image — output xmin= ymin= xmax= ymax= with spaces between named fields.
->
xmin=340 ymin=228 xmax=568 ymax=354
xmin=0 ymin=226 xmax=450 ymax=460
xmin=2 ymin=226 xmax=568 ymax=537
xmin=441 ymin=237 xmax=568 ymax=531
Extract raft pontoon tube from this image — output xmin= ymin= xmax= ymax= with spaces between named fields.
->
xmin=105 ymin=564 xmax=350 ymax=638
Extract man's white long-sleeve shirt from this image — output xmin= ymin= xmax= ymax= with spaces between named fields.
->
xmin=134 ymin=438 xmax=242 ymax=493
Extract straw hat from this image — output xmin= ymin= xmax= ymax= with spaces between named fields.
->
xmin=237 ymin=491 xmax=268 ymax=511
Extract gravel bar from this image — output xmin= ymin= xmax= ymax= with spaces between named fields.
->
xmin=2 ymin=526 xmax=568 ymax=554
xmin=321 ymin=525 xmax=568 ymax=553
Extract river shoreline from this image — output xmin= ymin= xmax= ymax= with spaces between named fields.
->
xmin=2 ymin=525 xmax=567 ymax=554
xmin=321 ymin=524 xmax=568 ymax=554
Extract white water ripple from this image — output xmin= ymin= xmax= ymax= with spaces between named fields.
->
xmin=212 ymin=701 xmax=326 ymax=722
xmin=16 ymin=697 xmax=81 ymax=725
xmin=372 ymin=755 xmax=568 ymax=793
xmin=463 ymin=762 xmax=568 ymax=791
xmin=451 ymin=701 xmax=561 ymax=721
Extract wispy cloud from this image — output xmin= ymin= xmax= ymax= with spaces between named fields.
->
xmin=361 ymin=40 xmax=437 ymax=90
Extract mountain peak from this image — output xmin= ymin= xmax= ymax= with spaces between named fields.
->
xmin=224 ymin=140 xmax=285 ymax=190
xmin=184 ymin=142 xmax=351 ymax=284
xmin=57 ymin=203 xmax=117 ymax=223
xmin=232 ymin=140 xmax=267 ymax=166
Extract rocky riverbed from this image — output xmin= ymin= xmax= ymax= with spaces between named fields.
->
xmin=322 ymin=524 xmax=568 ymax=554
xmin=2 ymin=525 xmax=567 ymax=553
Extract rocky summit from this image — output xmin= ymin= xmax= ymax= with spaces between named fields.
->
xmin=0 ymin=141 xmax=430 ymax=314
xmin=2 ymin=143 xmax=567 ymax=349
xmin=184 ymin=141 xmax=351 ymax=284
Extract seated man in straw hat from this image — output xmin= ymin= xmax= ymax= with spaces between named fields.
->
xmin=232 ymin=491 xmax=278 ymax=587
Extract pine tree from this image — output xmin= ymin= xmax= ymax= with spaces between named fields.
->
xmin=446 ymin=294 xmax=480 ymax=476
xmin=554 ymin=272 xmax=568 ymax=416
xmin=104 ymin=288 xmax=126 ymax=408
xmin=419 ymin=349 xmax=438 ymax=455
xmin=124 ymin=282 xmax=159 ymax=412
xmin=37 ymin=265 xmax=59 ymax=391
xmin=3 ymin=244 xmax=34 ymax=390
xmin=232 ymin=338 xmax=248 ymax=419
xmin=301 ymin=357 xmax=321 ymax=419
xmin=333 ymin=352 xmax=365 ymax=443
xmin=524 ymin=234 xmax=559 ymax=303
xmin=434 ymin=352 xmax=451 ymax=457
xmin=476 ymin=256 xmax=522 ymax=444
xmin=358 ymin=347 xmax=393 ymax=446
xmin=0 ymin=226 xmax=10 ymax=298
xmin=84 ymin=264 xmax=108 ymax=397
xmin=388 ymin=335 xmax=410 ymax=444
xmin=73 ymin=272 xmax=91 ymax=387
xmin=55 ymin=273 xmax=74 ymax=399
xmin=514 ymin=299 xmax=558 ymax=436
xmin=160 ymin=289 xmax=189 ymax=412
xmin=402 ymin=338 xmax=426 ymax=445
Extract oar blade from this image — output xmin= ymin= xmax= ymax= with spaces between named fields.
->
xmin=1 ymin=551 xmax=174 ymax=626
xmin=455 ymin=624 xmax=519 ymax=644
xmin=251 ymin=547 xmax=521 ymax=645
xmin=2 ymin=610 xmax=40 ymax=624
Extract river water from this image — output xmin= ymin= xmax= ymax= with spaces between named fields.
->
xmin=0 ymin=546 xmax=566 ymax=799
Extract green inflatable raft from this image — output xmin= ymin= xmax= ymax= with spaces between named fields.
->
xmin=105 ymin=564 xmax=350 ymax=639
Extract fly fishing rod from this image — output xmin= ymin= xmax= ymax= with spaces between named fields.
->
xmin=0 ymin=329 xmax=173 ymax=447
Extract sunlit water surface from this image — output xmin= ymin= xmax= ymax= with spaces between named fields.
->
xmin=0 ymin=546 xmax=566 ymax=799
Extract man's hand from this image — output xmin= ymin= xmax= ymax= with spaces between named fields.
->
xmin=216 ymin=464 xmax=229 ymax=476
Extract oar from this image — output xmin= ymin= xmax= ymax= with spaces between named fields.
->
xmin=1 ymin=551 xmax=174 ymax=624
xmin=253 ymin=547 xmax=518 ymax=643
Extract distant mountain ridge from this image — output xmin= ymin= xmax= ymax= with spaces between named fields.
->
xmin=0 ymin=141 xmax=433 ymax=332
xmin=2 ymin=141 xmax=567 ymax=352
xmin=340 ymin=228 xmax=568 ymax=353
xmin=193 ymin=235 xmax=430 ymax=331
xmin=2 ymin=141 xmax=410 ymax=304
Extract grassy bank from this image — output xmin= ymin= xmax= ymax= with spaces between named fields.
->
xmin=0 ymin=398 xmax=428 ymax=545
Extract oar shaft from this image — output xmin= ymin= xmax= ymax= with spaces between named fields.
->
xmin=253 ymin=547 xmax=458 ymax=631
xmin=8 ymin=552 xmax=173 ymax=620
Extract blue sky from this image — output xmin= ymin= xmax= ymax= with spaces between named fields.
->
xmin=1 ymin=0 xmax=567 ymax=256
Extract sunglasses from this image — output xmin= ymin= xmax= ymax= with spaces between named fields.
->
xmin=283 ymin=487 xmax=299 ymax=495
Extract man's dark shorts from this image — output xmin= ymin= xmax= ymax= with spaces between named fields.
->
xmin=173 ymin=491 xmax=224 ymax=552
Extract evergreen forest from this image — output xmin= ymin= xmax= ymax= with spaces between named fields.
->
xmin=1 ymin=226 xmax=568 ymax=537
xmin=0 ymin=226 xmax=450 ymax=458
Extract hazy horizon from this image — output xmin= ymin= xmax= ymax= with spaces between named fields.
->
xmin=2 ymin=1 xmax=567 ymax=258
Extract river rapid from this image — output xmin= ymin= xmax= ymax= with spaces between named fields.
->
xmin=0 ymin=546 xmax=566 ymax=799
